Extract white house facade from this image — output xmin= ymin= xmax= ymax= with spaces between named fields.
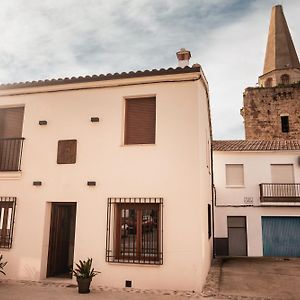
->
xmin=213 ymin=140 xmax=300 ymax=257
xmin=0 ymin=59 xmax=213 ymax=291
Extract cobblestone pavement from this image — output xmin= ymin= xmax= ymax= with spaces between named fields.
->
xmin=0 ymin=280 xmax=209 ymax=300
xmin=1 ymin=258 xmax=296 ymax=300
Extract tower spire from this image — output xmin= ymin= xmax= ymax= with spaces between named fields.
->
xmin=259 ymin=5 xmax=300 ymax=87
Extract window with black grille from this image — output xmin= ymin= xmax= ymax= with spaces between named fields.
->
xmin=0 ymin=197 xmax=16 ymax=248
xmin=106 ymin=198 xmax=163 ymax=265
xmin=124 ymin=97 xmax=156 ymax=145
xmin=281 ymin=116 xmax=289 ymax=133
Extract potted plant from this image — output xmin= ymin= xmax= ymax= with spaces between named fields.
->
xmin=0 ymin=254 xmax=7 ymax=275
xmin=72 ymin=258 xmax=100 ymax=293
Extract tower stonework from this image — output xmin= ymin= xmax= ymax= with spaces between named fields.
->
xmin=242 ymin=5 xmax=300 ymax=140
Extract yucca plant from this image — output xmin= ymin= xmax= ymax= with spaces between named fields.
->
xmin=0 ymin=254 xmax=7 ymax=275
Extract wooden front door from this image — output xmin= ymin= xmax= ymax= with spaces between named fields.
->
xmin=47 ymin=203 xmax=76 ymax=278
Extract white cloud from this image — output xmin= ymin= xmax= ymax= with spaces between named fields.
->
xmin=0 ymin=0 xmax=299 ymax=139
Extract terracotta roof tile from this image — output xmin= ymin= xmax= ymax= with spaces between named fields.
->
xmin=212 ymin=140 xmax=300 ymax=151
xmin=0 ymin=65 xmax=201 ymax=90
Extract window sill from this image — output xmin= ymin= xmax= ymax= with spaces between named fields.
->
xmin=225 ymin=185 xmax=245 ymax=188
xmin=0 ymin=171 xmax=22 ymax=180
xmin=107 ymin=258 xmax=162 ymax=266
xmin=121 ymin=143 xmax=156 ymax=147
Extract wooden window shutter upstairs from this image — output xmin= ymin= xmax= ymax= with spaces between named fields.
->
xmin=0 ymin=107 xmax=24 ymax=138
xmin=125 ymin=97 xmax=156 ymax=145
xmin=57 ymin=140 xmax=77 ymax=164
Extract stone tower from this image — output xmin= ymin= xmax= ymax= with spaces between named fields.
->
xmin=242 ymin=5 xmax=300 ymax=140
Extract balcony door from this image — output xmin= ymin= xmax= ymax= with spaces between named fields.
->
xmin=271 ymin=164 xmax=296 ymax=198
xmin=271 ymin=164 xmax=294 ymax=183
xmin=0 ymin=107 xmax=24 ymax=171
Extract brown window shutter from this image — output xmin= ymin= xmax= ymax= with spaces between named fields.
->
xmin=125 ymin=97 xmax=156 ymax=145
xmin=0 ymin=107 xmax=24 ymax=138
xmin=57 ymin=140 xmax=77 ymax=164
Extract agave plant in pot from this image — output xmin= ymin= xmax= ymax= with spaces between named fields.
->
xmin=72 ymin=258 xmax=100 ymax=294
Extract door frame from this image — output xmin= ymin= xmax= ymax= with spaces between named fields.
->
xmin=46 ymin=202 xmax=77 ymax=278
xmin=227 ymin=216 xmax=248 ymax=256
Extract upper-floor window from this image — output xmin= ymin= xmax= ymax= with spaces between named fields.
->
xmin=124 ymin=97 xmax=156 ymax=145
xmin=0 ymin=107 xmax=25 ymax=171
xmin=281 ymin=74 xmax=290 ymax=85
xmin=265 ymin=78 xmax=273 ymax=87
xmin=0 ymin=197 xmax=16 ymax=249
xmin=0 ymin=107 xmax=24 ymax=138
xmin=271 ymin=164 xmax=294 ymax=183
xmin=281 ymin=115 xmax=289 ymax=133
xmin=226 ymin=164 xmax=244 ymax=186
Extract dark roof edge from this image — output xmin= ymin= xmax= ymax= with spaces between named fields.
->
xmin=0 ymin=65 xmax=201 ymax=90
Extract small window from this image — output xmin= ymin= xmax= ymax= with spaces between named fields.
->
xmin=281 ymin=116 xmax=289 ymax=133
xmin=106 ymin=197 xmax=163 ymax=265
xmin=208 ymin=204 xmax=212 ymax=239
xmin=124 ymin=97 xmax=156 ymax=145
xmin=265 ymin=78 xmax=273 ymax=87
xmin=281 ymin=74 xmax=290 ymax=85
xmin=57 ymin=140 xmax=77 ymax=164
xmin=226 ymin=164 xmax=244 ymax=186
xmin=0 ymin=197 xmax=16 ymax=248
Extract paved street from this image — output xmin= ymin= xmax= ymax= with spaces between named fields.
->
xmin=2 ymin=258 xmax=300 ymax=299
xmin=219 ymin=257 xmax=300 ymax=299
xmin=0 ymin=281 xmax=206 ymax=300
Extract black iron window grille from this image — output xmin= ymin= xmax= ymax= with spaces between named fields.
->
xmin=0 ymin=197 xmax=17 ymax=248
xmin=0 ymin=138 xmax=25 ymax=171
xmin=106 ymin=197 xmax=163 ymax=265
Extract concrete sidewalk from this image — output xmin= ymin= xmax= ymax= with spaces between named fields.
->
xmin=0 ymin=281 xmax=208 ymax=300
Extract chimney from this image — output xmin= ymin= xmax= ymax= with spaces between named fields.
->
xmin=176 ymin=48 xmax=191 ymax=68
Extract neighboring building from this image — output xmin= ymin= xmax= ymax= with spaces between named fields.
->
xmin=241 ymin=5 xmax=300 ymax=140
xmin=213 ymin=140 xmax=300 ymax=257
xmin=214 ymin=5 xmax=300 ymax=257
xmin=0 ymin=50 xmax=213 ymax=291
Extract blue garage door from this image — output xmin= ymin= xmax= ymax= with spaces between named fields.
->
xmin=262 ymin=217 xmax=300 ymax=257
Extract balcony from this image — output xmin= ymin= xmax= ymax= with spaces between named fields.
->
xmin=0 ymin=138 xmax=25 ymax=171
xmin=259 ymin=183 xmax=300 ymax=203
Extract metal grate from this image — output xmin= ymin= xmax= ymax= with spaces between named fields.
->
xmin=0 ymin=138 xmax=25 ymax=171
xmin=0 ymin=197 xmax=17 ymax=248
xmin=106 ymin=197 xmax=163 ymax=265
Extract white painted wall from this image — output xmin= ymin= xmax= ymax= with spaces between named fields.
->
xmin=214 ymin=150 xmax=300 ymax=256
xmin=0 ymin=72 xmax=212 ymax=292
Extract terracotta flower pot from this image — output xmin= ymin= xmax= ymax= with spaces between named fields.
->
xmin=77 ymin=278 xmax=92 ymax=294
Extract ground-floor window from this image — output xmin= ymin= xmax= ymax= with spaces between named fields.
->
xmin=0 ymin=197 xmax=16 ymax=248
xmin=106 ymin=197 xmax=163 ymax=265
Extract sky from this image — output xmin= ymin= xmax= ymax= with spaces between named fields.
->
xmin=0 ymin=0 xmax=299 ymax=139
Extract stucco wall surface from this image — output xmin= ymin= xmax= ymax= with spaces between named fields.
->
xmin=0 ymin=75 xmax=212 ymax=292
xmin=214 ymin=150 xmax=300 ymax=256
